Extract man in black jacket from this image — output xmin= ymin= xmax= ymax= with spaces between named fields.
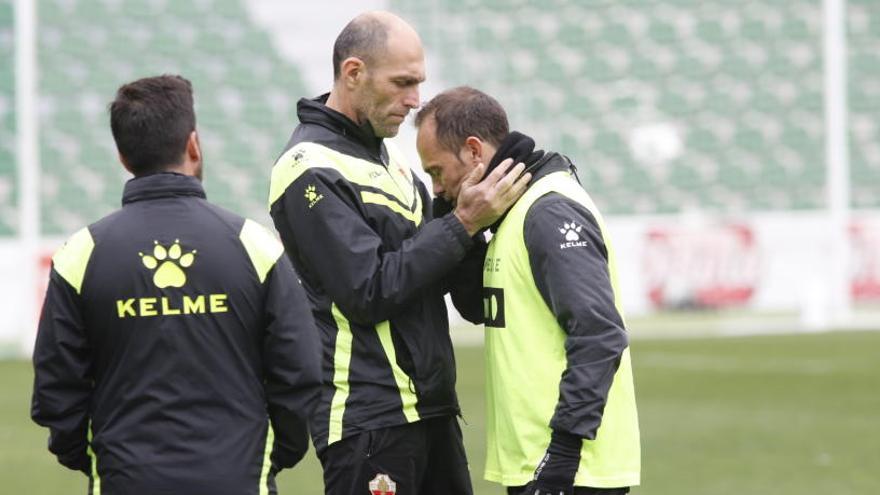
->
xmin=268 ymin=11 xmax=529 ymax=495
xmin=31 ymin=75 xmax=322 ymax=495
xmin=415 ymin=87 xmax=641 ymax=495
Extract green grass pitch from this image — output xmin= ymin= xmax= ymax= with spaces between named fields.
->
xmin=2 ymin=330 xmax=877 ymax=494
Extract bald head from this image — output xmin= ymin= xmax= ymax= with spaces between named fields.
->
xmin=327 ymin=11 xmax=424 ymax=138
xmin=332 ymin=11 xmax=421 ymax=81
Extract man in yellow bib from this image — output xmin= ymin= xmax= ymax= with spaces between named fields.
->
xmin=415 ymin=87 xmax=641 ymax=495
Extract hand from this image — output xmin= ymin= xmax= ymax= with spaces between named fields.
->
xmin=453 ymin=158 xmax=532 ymax=236
xmin=524 ymin=430 xmax=582 ymax=495
xmin=521 ymin=480 xmax=571 ymax=495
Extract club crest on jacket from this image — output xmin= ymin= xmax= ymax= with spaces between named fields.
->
xmin=369 ymin=473 xmax=397 ymax=495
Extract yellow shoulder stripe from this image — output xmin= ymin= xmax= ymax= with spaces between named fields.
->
xmin=269 ymin=143 xmax=310 ymax=208
xmin=269 ymin=142 xmax=376 ymax=208
xmin=239 ymin=219 xmax=284 ymax=283
xmin=52 ymin=227 xmax=95 ymax=294
xmin=268 ymin=141 xmax=421 ymax=226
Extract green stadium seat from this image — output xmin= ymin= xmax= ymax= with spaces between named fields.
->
xmin=0 ymin=0 xmax=14 ymax=234
xmin=0 ymin=0 xmax=875 ymax=234
xmin=30 ymin=0 xmax=309 ymax=235
xmin=392 ymin=0 xmax=864 ymax=214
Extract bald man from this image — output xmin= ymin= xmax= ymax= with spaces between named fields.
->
xmin=268 ymin=11 xmax=529 ymax=495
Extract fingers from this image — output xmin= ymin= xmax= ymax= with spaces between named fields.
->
xmin=493 ymin=162 xmax=526 ymax=192
xmin=482 ymin=158 xmax=514 ymax=185
xmin=459 ymin=156 xmax=531 ymax=213
xmin=462 ymin=162 xmax=486 ymax=187
xmin=497 ymin=170 xmax=531 ymax=208
xmin=508 ymin=170 xmax=532 ymax=198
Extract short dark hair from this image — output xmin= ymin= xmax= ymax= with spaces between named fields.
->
xmin=109 ymin=75 xmax=196 ymax=176
xmin=415 ymin=86 xmax=509 ymax=153
xmin=332 ymin=16 xmax=388 ymax=80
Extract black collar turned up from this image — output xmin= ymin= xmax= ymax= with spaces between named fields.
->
xmin=121 ymin=172 xmax=206 ymax=206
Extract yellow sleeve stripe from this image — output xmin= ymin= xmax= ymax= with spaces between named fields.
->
xmin=52 ymin=227 xmax=95 ymax=294
xmin=239 ymin=219 xmax=284 ymax=283
xmin=360 ymin=191 xmax=423 ymax=226
xmin=375 ymin=321 xmax=420 ymax=423
xmin=327 ymin=303 xmax=354 ymax=445
xmin=88 ymin=422 xmax=101 ymax=495
xmin=259 ymin=422 xmax=275 ymax=495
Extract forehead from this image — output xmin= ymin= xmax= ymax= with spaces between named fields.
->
xmin=373 ymin=38 xmax=426 ymax=80
xmin=417 ymin=118 xmax=456 ymax=163
xmin=416 ymin=117 xmax=439 ymax=152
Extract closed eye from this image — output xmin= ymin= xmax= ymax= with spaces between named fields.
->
xmin=394 ymin=77 xmax=421 ymax=88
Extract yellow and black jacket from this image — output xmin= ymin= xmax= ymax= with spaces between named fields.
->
xmin=31 ymin=173 xmax=322 ymax=495
xmin=269 ymin=95 xmax=474 ymax=453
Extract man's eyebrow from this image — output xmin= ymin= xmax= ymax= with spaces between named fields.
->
xmin=394 ymin=75 xmax=423 ymax=84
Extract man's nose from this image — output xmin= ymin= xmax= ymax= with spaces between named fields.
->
xmin=403 ymin=87 xmax=420 ymax=109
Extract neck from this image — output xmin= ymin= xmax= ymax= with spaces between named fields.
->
xmin=326 ymin=86 xmax=361 ymax=125
xmin=153 ymin=162 xmax=199 ymax=180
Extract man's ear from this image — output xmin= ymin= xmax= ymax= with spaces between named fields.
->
xmin=340 ymin=57 xmax=366 ymax=89
xmin=186 ymin=131 xmax=201 ymax=163
xmin=118 ymin=152 xmax=134 ymax=175
xmin=463 ymin=136 xmax=484 ymax=165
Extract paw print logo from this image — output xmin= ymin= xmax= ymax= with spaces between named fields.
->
xmin=140 ymin=240 xmax=196 ymax=288
xmin=304 ymin=184 xmax=324 ymax=208
xmin=304 ymin=184 xmax=318 ymax=202
xmin=559 ymin=222 xmax=582 ymax=242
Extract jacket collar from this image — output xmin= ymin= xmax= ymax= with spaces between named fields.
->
xmin=485 ymin=131 xmax=545 ymax=177
xmin=485 ymin=131 xmax=576 ymax=233
xmin=122 ymin=172 xmax=206 ymax=205
xmin=527 ymin=152 xmax=572 ymax=184
xmin=483 ymin=130 xmax=573 ymax=186
xmin=297 ymin=93 xmax=386 ymax=162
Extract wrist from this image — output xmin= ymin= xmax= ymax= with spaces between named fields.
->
xmin=453 ymin=209 xmax=479 ymax=237
xmin=548 ymin=430 xmax=582 ymax=457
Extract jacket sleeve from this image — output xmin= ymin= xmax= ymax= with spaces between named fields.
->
xmin=31 ymin=269 xmax=93 ymax=475
xmin=271 ymin=167 xmax=473 ymax=325
xmin=523 ymin=194 xmax=629 ymax=440
xmin=445 ymin=234 xmax=488 ymax=324
xmin=262 ymin=254 xmax=322 ymax=470
xmin=432 ymin=195 xmax=487 ymax=324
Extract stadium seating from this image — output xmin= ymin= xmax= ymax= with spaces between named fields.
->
xmin=35 ymin=0 xmax=308 ymax=235
xmin=394 ymin=0 xmax=880 ymax=214
xmin=0 ymin=0 xmax=14 ymax=235
xmin=1 ymin=0 xmax=878 ymax=236
xmin=849 ymin=0 xmax=880 ymax=209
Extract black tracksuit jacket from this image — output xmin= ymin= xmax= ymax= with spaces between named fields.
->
xmin=268 ymin=95 xmax=475 ymax=453
xmin=31 ymin=173 xmax=321 ymax=495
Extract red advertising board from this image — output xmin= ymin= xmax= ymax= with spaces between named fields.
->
xmin=643 ymin=223 xmax=760 ymax=309
xmin=851 ymin=219 xmax=880 ymax=302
